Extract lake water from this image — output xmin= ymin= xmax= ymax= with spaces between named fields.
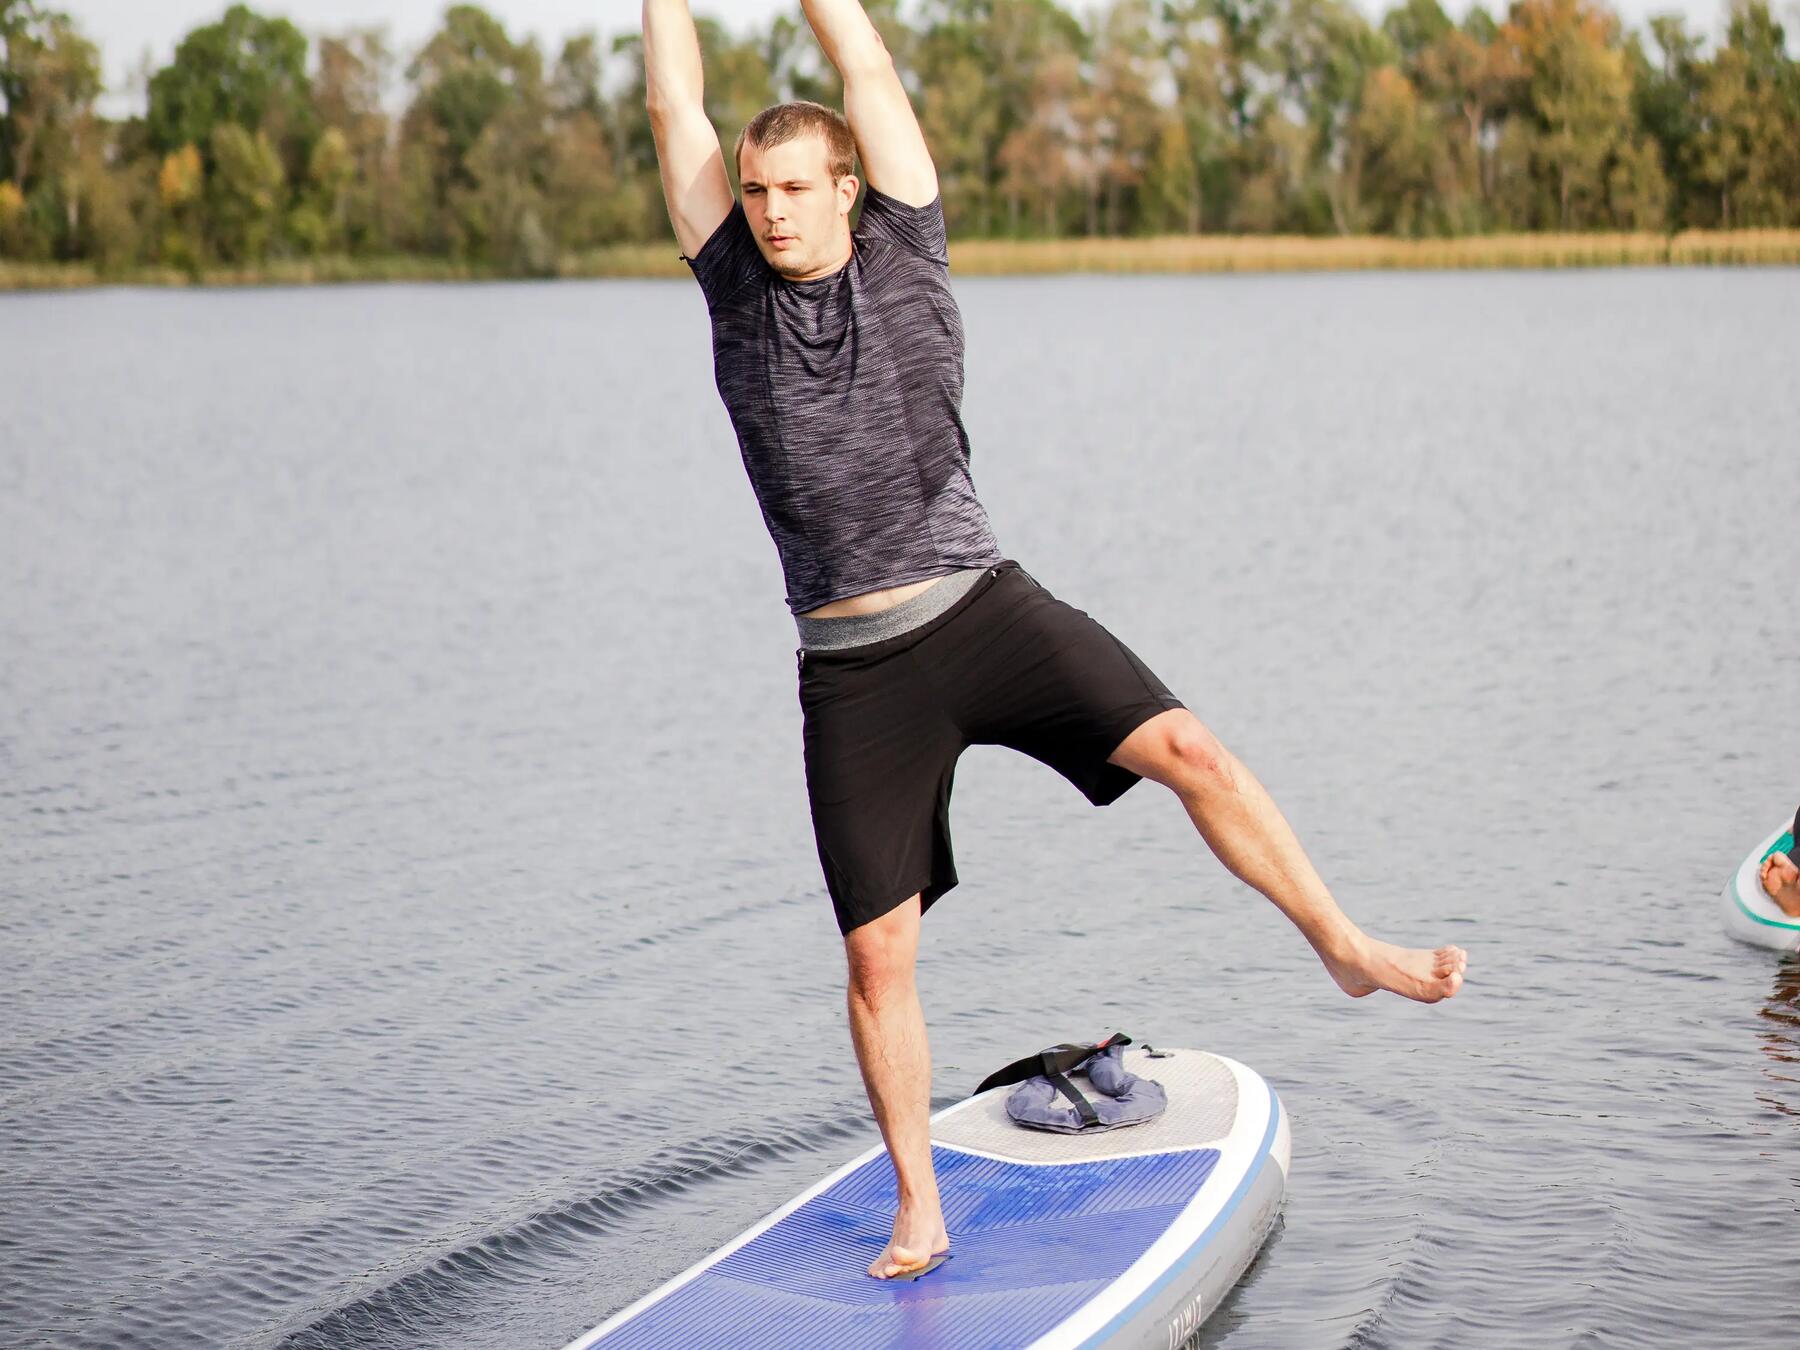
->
xmin=3 ymin=268 xmax=1796 ymax=1349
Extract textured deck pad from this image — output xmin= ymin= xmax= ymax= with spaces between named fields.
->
xmin=933 ymin=1048 xmax=1238 ymax=1162
xmin=591 ymin=1143 xmax=1220 ymax=1350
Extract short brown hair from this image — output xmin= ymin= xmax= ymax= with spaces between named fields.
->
xmin=734 ymin=102 xmax=858 ymax=181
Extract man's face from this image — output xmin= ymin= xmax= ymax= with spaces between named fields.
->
xmin=738 ymin=133 xmax=858 ymax=280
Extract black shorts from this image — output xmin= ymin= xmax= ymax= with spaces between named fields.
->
xmin=798 ymin=561 xmax=1185 ymax=934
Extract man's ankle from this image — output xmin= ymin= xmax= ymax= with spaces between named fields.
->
xmin=1315 ymin=925 xmax=1368 ymax=968
xmin=893 ymin=1178 xmax=941 ymax=1209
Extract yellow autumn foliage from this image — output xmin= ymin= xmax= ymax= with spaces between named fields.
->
xmin=158 ymin=144 xmax=203 ymax=210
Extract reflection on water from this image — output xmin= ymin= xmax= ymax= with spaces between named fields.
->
xmin=1755 ymin=958 xmax=1800 ymax=1124
xmin=3 ymin=269 xmax=1799 ymax=1349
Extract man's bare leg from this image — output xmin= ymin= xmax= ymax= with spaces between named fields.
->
xmin=1761 ymin=852 xmax=1800 ymax=917
xmin=843 ymin=894 xmax=950 ymax=1278
xmin=1110 ymin=709 xmax=1468 ymax=1001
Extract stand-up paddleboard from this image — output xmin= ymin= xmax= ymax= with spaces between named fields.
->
xmin=565 ymin=1047 xmax=1288 ymax=1350
xmin=1722 ymin=823 xmax=1800 ymax=953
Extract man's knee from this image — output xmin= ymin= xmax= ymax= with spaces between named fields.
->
xmin=844 ymin=896 xmax=919 ymax=1002
xmin=1138 ymin=711 xmax=1235 ymax=793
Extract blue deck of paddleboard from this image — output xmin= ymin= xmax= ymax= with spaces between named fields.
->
xmin=591 ymin=1143 xmax=1221 ymax=1350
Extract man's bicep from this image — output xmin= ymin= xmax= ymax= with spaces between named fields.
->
xmin=652 ymin=107 xmax=736 ymax=257
xmin=842 ymin=58 xmax=938 ymax=208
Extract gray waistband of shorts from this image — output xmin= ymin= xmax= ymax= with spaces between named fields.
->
xmin=796 ymin=567 xmax=992 ymax=651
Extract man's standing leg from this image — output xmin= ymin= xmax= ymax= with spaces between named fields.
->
xmin=842 ymin=893 xmax=951 ymax=1279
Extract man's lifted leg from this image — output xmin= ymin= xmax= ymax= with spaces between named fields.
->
xmin=1109 ymin=709 xmax=1467 ymax=1001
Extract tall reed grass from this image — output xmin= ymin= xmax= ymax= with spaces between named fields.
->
xmin=946 ymin=229 xmax=1800 ymax=274
xmin=4 ymin=230 xmax=1797 ymax=290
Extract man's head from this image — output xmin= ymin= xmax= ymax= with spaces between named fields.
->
xmin=735 ymin=102 xmax=859 ymax=280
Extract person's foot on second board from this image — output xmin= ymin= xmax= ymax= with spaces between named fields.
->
xmin=1761 ymin=852 xmax=1800 ymax=918
xmin=1322 ymin=933 xmax=1467 ymax=1002
xmin=868 ymin=1202 xmax=949 ymax=1279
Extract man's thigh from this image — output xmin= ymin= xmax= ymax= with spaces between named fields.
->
xmin=800 ymin=647 xmax=964 ymax=933
xmin=944 ymin=568 xmax=1185 ymax=806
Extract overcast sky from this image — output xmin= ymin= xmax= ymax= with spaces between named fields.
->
xmin=78 ymin=0 xmax=1749 ymax=115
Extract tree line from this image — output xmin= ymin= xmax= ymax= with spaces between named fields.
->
xmin=1 ymin=0 xmax=1797 ymax=275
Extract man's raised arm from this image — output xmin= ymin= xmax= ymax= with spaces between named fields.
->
xmin=644 ymin=0 xmax=735 ymax=257
xmin=800 ymin=0 xmax=939 ymax=207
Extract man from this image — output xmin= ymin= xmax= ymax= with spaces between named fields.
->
xmin=643 ymin=0 xmax=1469 ymax=1281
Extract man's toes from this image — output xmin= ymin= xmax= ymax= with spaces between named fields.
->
xmin=870 ymin=1245 xmax=926 ymax=1279
xmin=1763 ymin=855 xmax=1799 ymax=898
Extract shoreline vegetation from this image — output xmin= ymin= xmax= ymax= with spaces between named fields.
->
xmin=4 ymin=1 xmax=1800 ymax=291
xmin=4 ymin=229 xmax=1797 ymax=290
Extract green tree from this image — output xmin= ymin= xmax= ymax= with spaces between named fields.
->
xmin=1 ymin=3 xmax=99 ymax=189
xmin=1501 ymin=0 xmax=1634 ymax=228
xmin=1382 ymin=0 xmax=1451 ymax=64
xmin=0 ymin=2 xmax=102 ymax=257
xmin=1416 ymin=18 xmax=1519 ymax=221
xmin=1141 ymin=108 xmax=1200 ymax=232
xmin=288 ymin=124 xmax=352 ymax=253
xmin=1344 ymin=64 xmax=1443 ymax=233
xmin=1160 ymin=0 xmax=1235 ymax=231
xmin=404 ymin=5 xmax=535 ymax=183
xmin=996 ymin=46 xmax=1081 ymax=234
xmin=208 ymin=121 xmax=284 ymax=261
xmin=147 ymin=4 xmax=314 ymax=182
xmin=696 ymin=15 xmax=775 ymax=144
xmin=1634 ymin=15 xmax=1702 ymax=227
xmin=545 ymin=34 xmax=640 ymax=250
xmin=1263 ymin=0 xmax=1396 ymax=233
xmin=1087 ymin=0 xmax=1163 ymax=236
xmin=1689 ymin=2 xmax=1798 ymax=226
xmin=311 ymin=29 xmax=394 ymax=252
xmin=1606 ymin=132 xmax=1667 ymax=228
xmin=401 ymin=5 xmax=543 ymax=258
xmin=157 ymin=142 xmax=205 ymax=269
xmin=914 ymin=3 xmax=1002 ymax=233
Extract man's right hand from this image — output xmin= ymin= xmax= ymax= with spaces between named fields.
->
xmin=644 ymin=0 xmax=735 ymax=258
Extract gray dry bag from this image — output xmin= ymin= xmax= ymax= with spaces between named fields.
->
xmin=975 ymin=1032 xmax=1169 ymax=1135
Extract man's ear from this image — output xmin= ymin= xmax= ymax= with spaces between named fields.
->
xmin=838 ymin=174 xmax=860 ymax=216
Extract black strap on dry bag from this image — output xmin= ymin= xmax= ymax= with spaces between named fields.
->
xmin=972 ymin=1032 xmax=1135 ymax=1126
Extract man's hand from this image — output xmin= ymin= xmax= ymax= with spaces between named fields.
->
xmin=800 ymin=0 xmax=938 ymax=207
xmin=644 ymin=0 xmax=735 ymax=257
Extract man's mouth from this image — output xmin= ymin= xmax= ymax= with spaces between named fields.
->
xmin=767 ymin=234 xmax=794 ymax=248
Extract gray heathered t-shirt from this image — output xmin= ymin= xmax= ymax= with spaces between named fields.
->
xmin=684 ymin=186 xmax=1004 ymax=614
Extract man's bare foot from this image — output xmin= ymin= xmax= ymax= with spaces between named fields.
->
xmin=1761 ymin=852 xmax=1800 ymax=918
xmin=1323 ymin=933 xmax=1467 ymax=1002
xmin=868 ymin=1203 xmax=950 ymax=1279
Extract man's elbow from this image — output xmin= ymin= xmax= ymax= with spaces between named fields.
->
xmin=836 ymin=35 xmax=896 ymax=82
xmin=646 ymin=87 xmax=699 ymax=127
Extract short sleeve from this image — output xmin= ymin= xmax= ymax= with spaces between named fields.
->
xmin=683 ymin=202 xmax=767 ymax=309
xmin=853 ymin=186 xmax=949 ymax=266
